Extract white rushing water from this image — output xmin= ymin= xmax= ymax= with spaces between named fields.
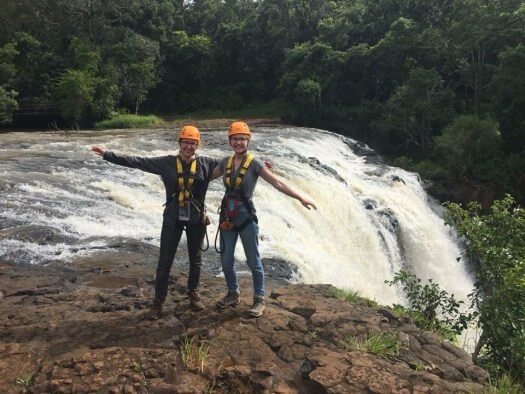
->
xmin=0 ymin=126 xmax=474 ymax=307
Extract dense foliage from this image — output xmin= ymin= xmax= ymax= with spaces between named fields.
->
xmin=445 ymin=196 xmax=525 ymax=383
xmin=1 ymin=0 xmax=522 ymax=203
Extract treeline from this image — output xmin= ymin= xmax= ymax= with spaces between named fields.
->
xmin=0 ymin=0 xmax=523 ymax=203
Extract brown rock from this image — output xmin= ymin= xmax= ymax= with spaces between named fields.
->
xmin=0 ymin=258 xmax=489 ymax=394
xmin=442 ymin=341 xmax=471 ymax=361
xmin=223 ymin=365 xmax=252 ymax=378
xmin=272 ymin=380 xmax=300 ymax=394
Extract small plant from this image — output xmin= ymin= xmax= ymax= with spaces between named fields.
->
xmin=15 ymin=372 xmax=34 ymax=387
xmin=338 ymin=332 xmax=402 ymax=358
xmin=331 ymin=287 xmax=378 ymax=307
xmin=180 ymin=334 xmax=210 ymax=373
xmin=197 ymin=341 xmax=210 ymax=373
xmin=131 ymin=362 xmax=148 ymax=388
xmin=471 ymin=373 xmax=525 ymax=394
xmin=308 ymin=327 xmax=319 ymax=339
xmin=385 ymin=270 xmax=477 ymax=338
xmin=414 ymin=361 xmax=426 ymax=372
xmin=486 ymin=373 xmax=524 ymax=394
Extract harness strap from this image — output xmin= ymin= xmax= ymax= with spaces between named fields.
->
xmin=177 ymin=156 xmax=197 ymax=207
xmin=224 ymin=153 xmax=254 ymax=190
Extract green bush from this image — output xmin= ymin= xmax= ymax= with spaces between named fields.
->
xmin=94 ymin=114 xmax=162 ymax=129
xmin=445 ymin=195 xmax=525 ymax=383
xmin=385 ymin=271 xmax=477 ymax=341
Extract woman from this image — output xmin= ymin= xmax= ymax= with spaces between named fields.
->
xmin=91 ymin=126 xmax=219 ymax=318
xmin=213 ymin=121 xmax=317 ymax=317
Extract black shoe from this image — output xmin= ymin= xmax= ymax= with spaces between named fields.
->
xmin=216 ymin=290 xmax=240 ymax=309
xmin=247 ymin=296 xmax=265 ymax=317
xmin=188 ymin=290 xmax=205 ymax=311
xmin=147 ymin=297 xmax=164 ymax=320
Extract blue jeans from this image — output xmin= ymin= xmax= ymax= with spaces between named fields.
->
xmin=220 ymin=219 xmax=265 ymax=298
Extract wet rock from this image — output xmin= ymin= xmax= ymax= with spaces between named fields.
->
xmin=391 ymin=175 xmax=406 ymax=184
xmin=0 ymin=225 xmax=77 ymax=245
xmin=377 ymin=307 xmax=400 ymax=322
xmin=262 ymin=258 xmax=299 ymax=283
xmin=342 ymin=138 xmax=383 ymax=164
xmin=377 ymin=208 xmax=399 ymax=232
xmin=363 ymin=198 xmax=378 ymax=210
xmin=298 ymin=156 xmax=347 ymax=184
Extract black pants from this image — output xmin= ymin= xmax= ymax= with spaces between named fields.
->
xmin=154 ymin=221 xmax=205 ymax=301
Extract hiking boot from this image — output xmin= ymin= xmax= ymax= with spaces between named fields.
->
xmin=188 ymin=290 xmax=205 ymax=311
xmin=247 ymin=296 xmax=265 ymax=317
xmin=147 ymin=297 xmax=164 ymax=320
xmin=216 ymin=290 xmax=240 ymax=309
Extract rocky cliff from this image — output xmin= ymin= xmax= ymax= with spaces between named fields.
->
xmin=0 ymin=246 xmax=489 ymax=393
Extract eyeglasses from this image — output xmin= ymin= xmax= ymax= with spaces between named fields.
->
xmin=181 ymin=140 xmax=198 ymax=147
xmin=230 ymin=137 xmax=249 ymax=143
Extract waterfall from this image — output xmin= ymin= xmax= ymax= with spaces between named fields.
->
xmin=0 ymin=127 xmax=474 ymax=307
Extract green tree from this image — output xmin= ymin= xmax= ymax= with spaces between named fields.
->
xmin=490 ymin=44 xmax=525 ymax=155
xmin=151 ymin=30 xmax=212 ymax=113
xmin=0 ymin=86 xmax=18 ymax=124
xmin=447 ymin=0 xmax=524 ymax=115
xmin=108 ymin=33 xmax=160 ymax=114
xmin=377 ymin=67 xmax=454 ymax=158
xmin=435 ymin=115 xmax=503 ymax=184
xmin=10 ymin=32 xmax=58 ymax=104
xmin=54 ymin=38 xmax=118 ymax=124
xmin=279 ymin=41 xmax=346 ymax=119
xmin=54 ymin=69 xmax=96 ymax=124
xmin=0 ymin=42 xmax=19 ymax=123
xmin=445 ymin=196 xmax=525 ymax=381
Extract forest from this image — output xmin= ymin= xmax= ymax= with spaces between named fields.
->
xmin=1 ymin=0 xmax=524 ymax=388
xmin=0 ymin=0 xmax=523 ymax=205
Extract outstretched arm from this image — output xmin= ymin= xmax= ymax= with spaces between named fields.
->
xmin=90 ymin=144 xmax=163 ymax=175
xmin=259 ymin=166 xmax=317 ymax=210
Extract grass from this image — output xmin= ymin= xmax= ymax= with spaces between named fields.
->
xmin=479 ymin=374 xmax=525 ymax=394
xmin=392 ymin=305 xmax=457 ymax=342
xmin=131 ymin=361 xmax=148 ymax=388
xmin=94 ymin=114 xmax=163 ymax=129
xmin=338 ymin=332 xmax=402 ymax=358
xmin=308 ymin=327 xmax=319 ymax=339
xmin=330 ymin=287 xmax=378 ymax=307
xmin=180 ymin=334 xmax=210 ymax=374
xmin=15 ymin=372 xmax=34 ymax=387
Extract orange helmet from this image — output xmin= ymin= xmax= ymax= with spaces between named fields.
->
xmin=178 ymin=125 xmax=200 ymax=142
xmin=228 ymin=121 xmax=251 ymax=137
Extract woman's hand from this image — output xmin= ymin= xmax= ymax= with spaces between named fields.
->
xmin=263 ymin=160 xmax=273 ymax=169
xmin=299 ymin=197 xmax=317 ymax=210
xmin=91 ymin=144 xmax=106 ymax=157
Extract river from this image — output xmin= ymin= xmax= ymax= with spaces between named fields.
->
xmin=0 ymin=126 xmax=473 ymax=308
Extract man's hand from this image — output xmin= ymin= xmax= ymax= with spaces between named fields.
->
xmin=91 ymin=145 xmax=106 ymax=157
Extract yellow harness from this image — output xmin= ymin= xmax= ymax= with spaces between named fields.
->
xmin=176 ymin=156 xmax=197 ymax=207
xmin=224 ymin=153 xmax=254 ymax=190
